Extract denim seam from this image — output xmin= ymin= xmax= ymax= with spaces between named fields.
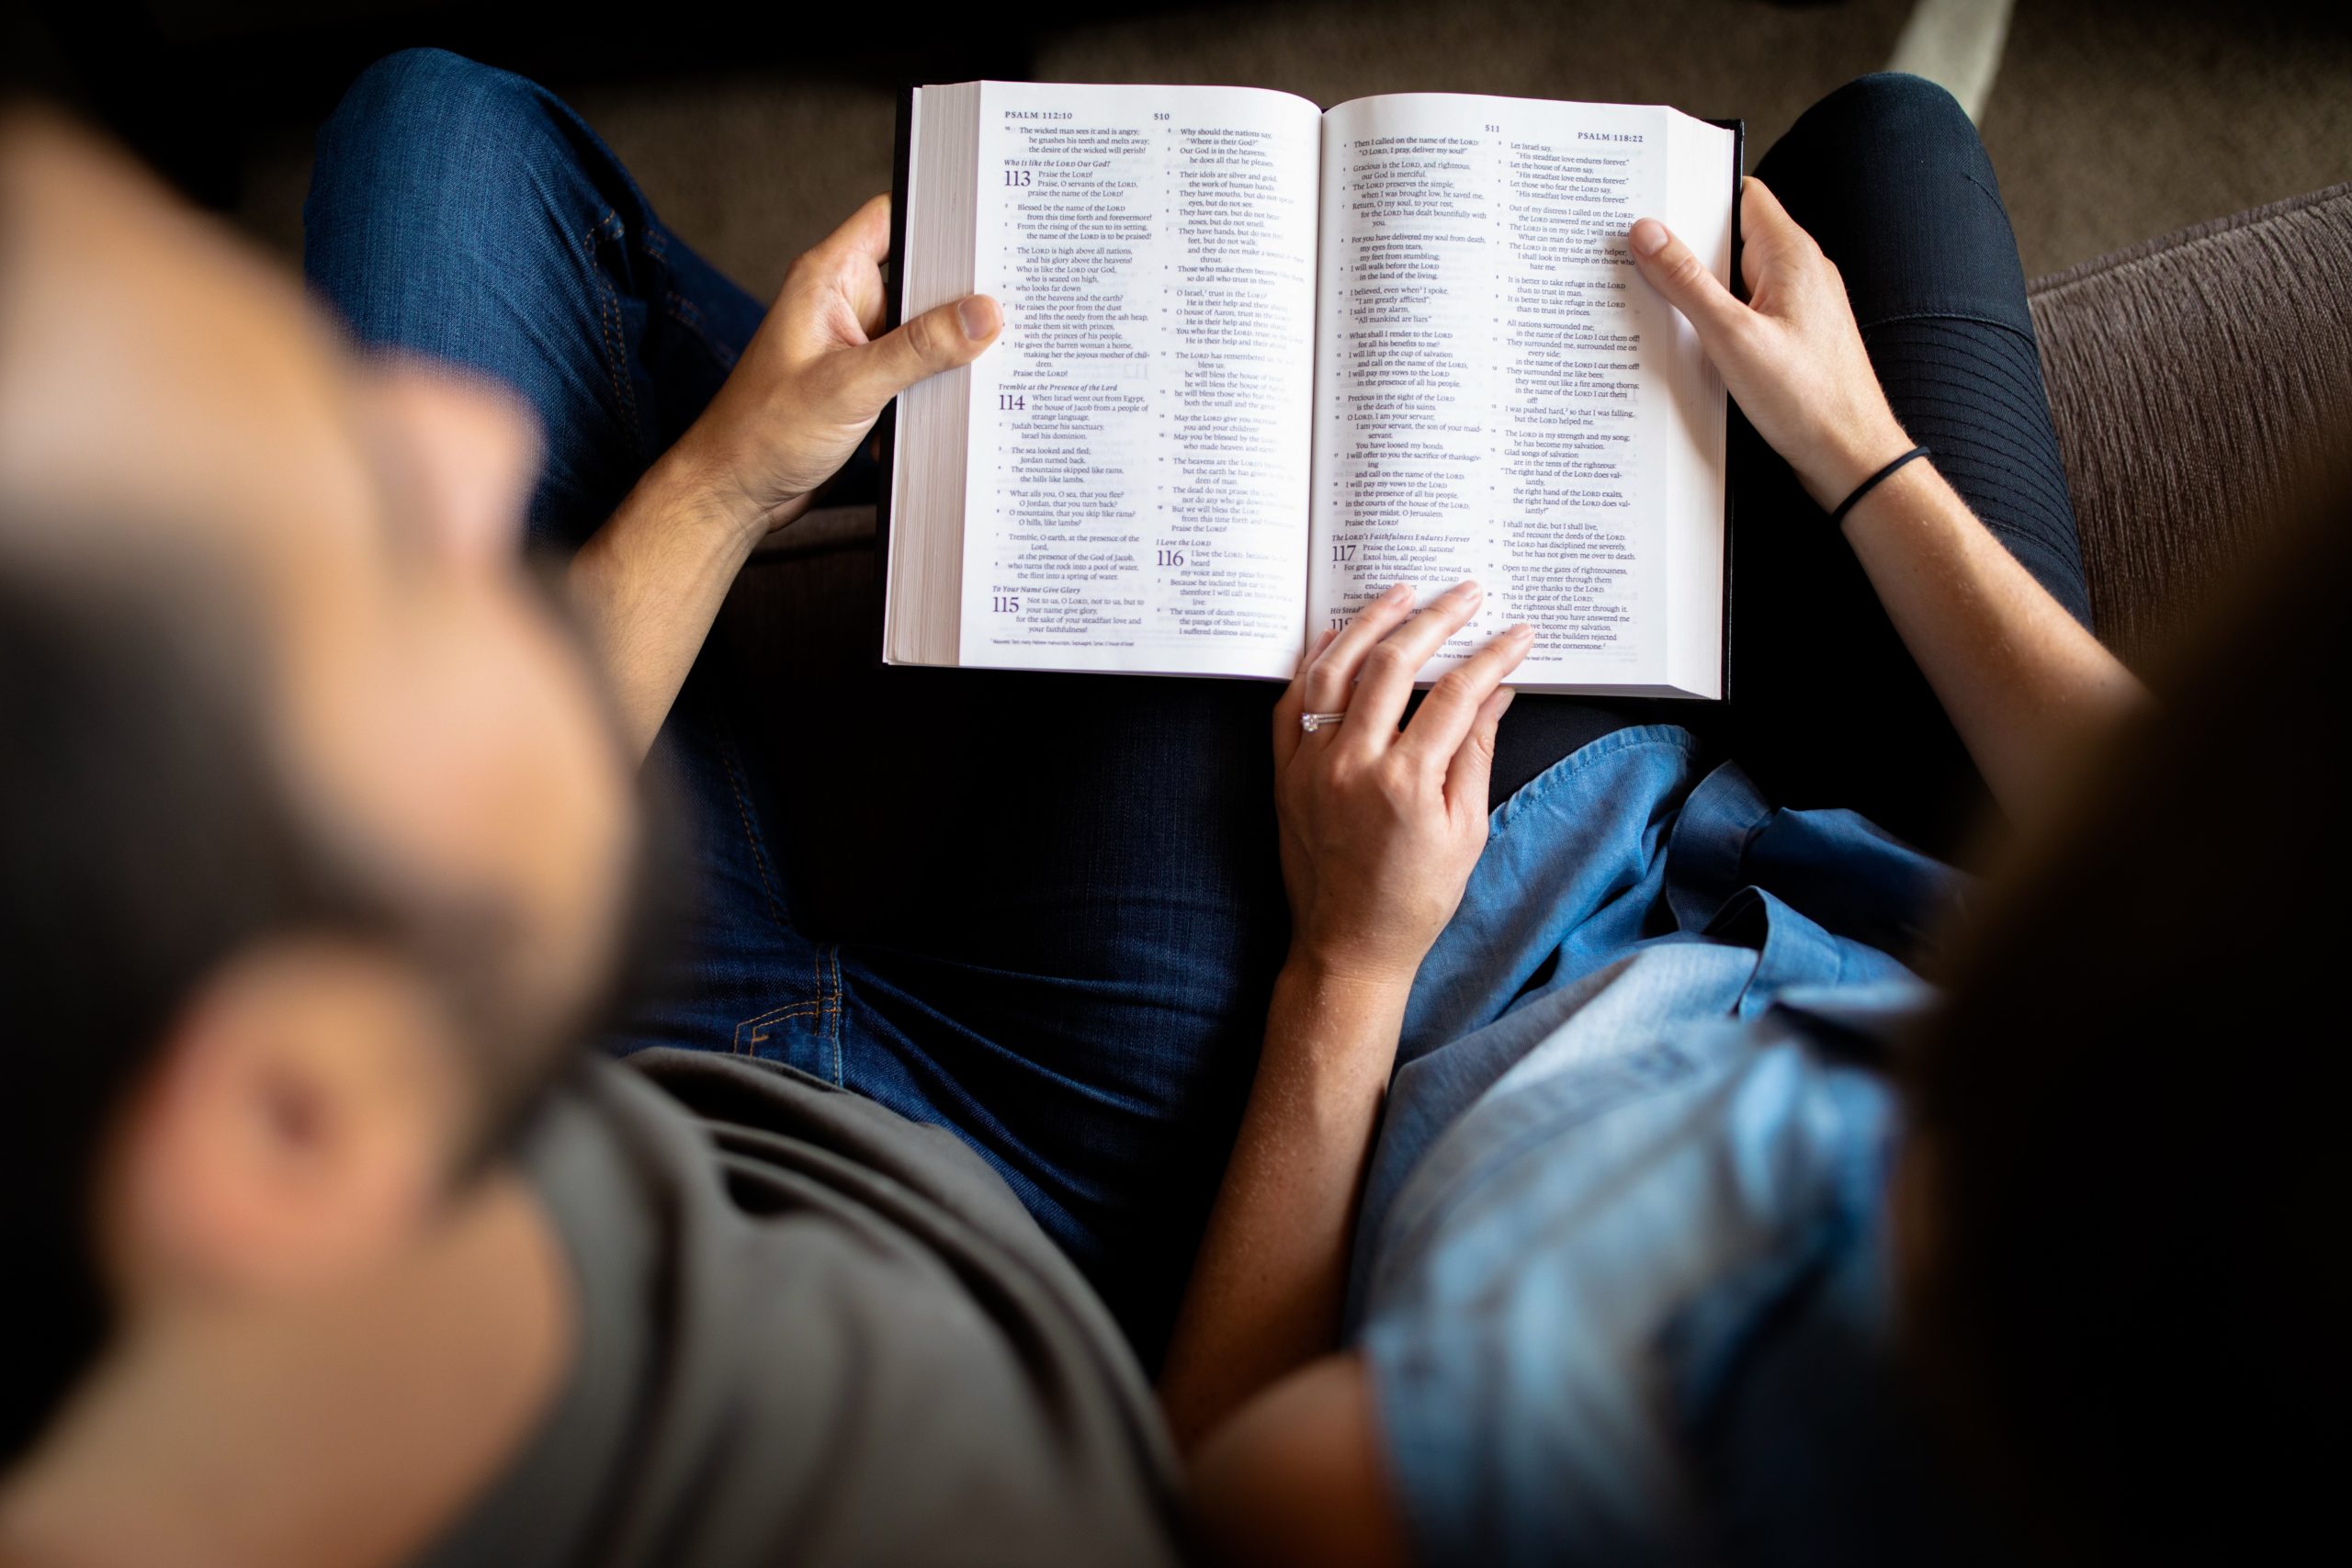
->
xmin=1488 ymin=726 xmax=1701 ymax=844
xmin=582 ymin=209 xmax=642 ymax=447
xmin=826 ymin=946 xmax=845 ymax=1085
xmin=662 ymin=288 xmax=742 ymax=373
xmin=734 ymin=1000 xmax=821 ymax=1055
xmin=639 ymin=225 xmax=743 ymax=373
xmin=715 ymin=726 xmax=789 ymax=934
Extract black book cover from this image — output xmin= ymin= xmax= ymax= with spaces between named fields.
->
xmin=873 ymin=85 xmax=917 ymax=671
xmin=1713 ymin=115 xmax=1746 ymax=703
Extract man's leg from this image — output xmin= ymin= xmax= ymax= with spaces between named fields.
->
xmin=775 ymin=661 xmax=1288 ymax=1360
xmin=1728 ymin=73 xmax=2091 ymax=854
xmin=303 ymin=49 xmax=856 ymax=1061
xmin=303 ymin=51 xmax=1290 ymax=1359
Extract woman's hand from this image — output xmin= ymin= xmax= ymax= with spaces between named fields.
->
xmin=1272 ymin=581 xmax=1532 ymax=989
xmin=1628 ymin=176 xmax=1911 ymax=511
xmin=1160 ymin=583 xmax=1528 ymax=1449
xmin=669 ymin=194 xmax=1001 ymax=544
xmin=1629 ymin=177 xmax=2149 ymax=822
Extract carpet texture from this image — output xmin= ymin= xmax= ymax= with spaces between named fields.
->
xmin=229 ymin=2 xmax=2352 ymax=296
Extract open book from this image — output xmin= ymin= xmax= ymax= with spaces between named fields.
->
xmin=882 ymin=83 xmax=1740 ymax=697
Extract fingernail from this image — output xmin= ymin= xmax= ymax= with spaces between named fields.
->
xmin=1450 ymin=580 xmax=1482 ymax=601
xmin=1630 ymin=219 xmax=1670 ymax=257
xmin=957 ymin=296 xmax=1001 ymax=340
xmin=1385 ymin=582 xmax=1412 ymax=604
xmin=1511 ymin=623 xmax=1534 ymax=640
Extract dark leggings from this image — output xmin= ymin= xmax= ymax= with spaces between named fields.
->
xmin=1488 ymin=73 xmax=2089 ymax=855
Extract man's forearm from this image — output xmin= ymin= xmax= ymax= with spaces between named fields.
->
xmin=568 ymin=445 xmax=800 ymax=760
xmin=1158 ymin=957 xmax=1408 ymax=1455
xmin=1840 ymin=459 xmax=2146 ymax=820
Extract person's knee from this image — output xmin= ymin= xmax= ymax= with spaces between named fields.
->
xmin=304 ymin=50 xmax=584 ymax=340
xmin=306 ymin=50 xmax=565 ymax=261
xmin=1757 ymin=70 xmax=1997 ymax=243
xmin=317 ymin=49 xmax=555 ymax=173
xmin=1787 ymin=72 xmax=1978 ymax=157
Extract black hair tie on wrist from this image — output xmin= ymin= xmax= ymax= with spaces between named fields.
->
xmin=1827 ymin=445 xmax=1931 ymax=528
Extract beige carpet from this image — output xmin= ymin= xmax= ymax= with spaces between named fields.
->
xmin=233 ymin=0 xmax=2352 ymax=300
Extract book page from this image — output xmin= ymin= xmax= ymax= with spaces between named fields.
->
xmin=958 ymin=82 xmax=1323 ymax=677
xmin=1309 ymin=93 xmax=1732 ymax=695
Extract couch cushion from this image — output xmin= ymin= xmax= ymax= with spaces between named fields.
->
xmin=2029 ymin=183 xmax=2352 ymax=665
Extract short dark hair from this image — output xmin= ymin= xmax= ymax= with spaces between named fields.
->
xmin=0 ymin=536 xmax=606 ymax=1470
xmin=0 ymin=554 xmax=350 ymax=1461
xmin=1905 ymin=444 xmax=2351 ymax=1561
xmin=0 ymin=534 xmax=669 ymax=1473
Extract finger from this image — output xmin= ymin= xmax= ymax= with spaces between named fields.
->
xmin=844 ymin=294 xmax=1002 ymax=411
xmin=1300 ymin=583 xmax=1416 ymax=715
xmin=1443 ymin=686 xmax=1516 ymax=816
xmin=1627 ymin=214 xmax=1747 ymax=346
xmin=1398 ymin=622 xmax=1532 ymax=772
xmin=1345 ymin=580 xmax=1487 ymax=742
xmin=1272 ymin=627 xmax=1338 ymax=767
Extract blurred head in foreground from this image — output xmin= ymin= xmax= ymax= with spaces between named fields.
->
xmin=1898 ymin=446 xmax=2350 ymax=1560
xmin=0 ymin=110 xmax=638 ymax=1467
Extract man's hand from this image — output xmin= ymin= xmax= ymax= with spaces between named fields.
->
xmin=1271 ymin=581 xmax=1531 ymax=989
xmin=571 ymin=195 xmax=998 ymax=758
xmin=672 ymin=194 xmax=1001 ymax=543
xmin=1628 ymin=176 xmax=1911 ymax=512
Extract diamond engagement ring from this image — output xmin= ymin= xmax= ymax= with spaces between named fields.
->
xmin=1300 ymin=711 xmax=1348 ymax=733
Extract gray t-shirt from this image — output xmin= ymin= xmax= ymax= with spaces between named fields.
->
xmin=420 ymin=1049 xmax=1189 ymax=1568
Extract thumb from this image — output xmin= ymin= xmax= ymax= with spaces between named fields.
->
xmin=1627 ymin=217 xmax=1747 ymax=345
xmin=851 ymin=294 xmax=1001 ymax=404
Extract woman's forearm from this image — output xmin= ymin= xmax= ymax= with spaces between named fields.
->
xmin=1157 ymin=957 xmax=1409 ymax=1455
xmin=1625 ymin=192 xmax=2148 ymax=824
xmin=1838 ymin=457 xmax=2145 ymax=819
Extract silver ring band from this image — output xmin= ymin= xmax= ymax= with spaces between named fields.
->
xmin=1300 ymin=711 xmax=1348 ymax=733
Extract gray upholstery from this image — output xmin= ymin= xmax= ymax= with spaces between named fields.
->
xmin=2029 ymin=182 xmax=2352 ymax=666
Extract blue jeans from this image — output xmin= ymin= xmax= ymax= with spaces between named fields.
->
xmin=305 ymin=49 xmax=1289 ymax=1359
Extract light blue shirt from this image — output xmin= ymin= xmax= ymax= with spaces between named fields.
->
xmin=1351 ymin=726 xmax=1997 ymax=1565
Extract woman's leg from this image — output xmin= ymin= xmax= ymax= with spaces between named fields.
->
xmin=1729 ymin=73 xmax=2090 ymax=854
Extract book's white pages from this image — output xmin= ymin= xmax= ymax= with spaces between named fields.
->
xmin=888 ymin=82 xmax=1736 ymax=697
xmin=891 ymin=81 xmax=1322 ymax=678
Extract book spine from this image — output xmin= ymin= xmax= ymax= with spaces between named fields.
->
xmin=874 ymin=85 xmax=917 ymax=670
xmin=1713 ymin=117 xmax=1746 ymax=705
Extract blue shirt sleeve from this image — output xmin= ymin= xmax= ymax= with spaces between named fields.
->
xmin=1363 ymin=997 xmax=1923 ymax=1565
